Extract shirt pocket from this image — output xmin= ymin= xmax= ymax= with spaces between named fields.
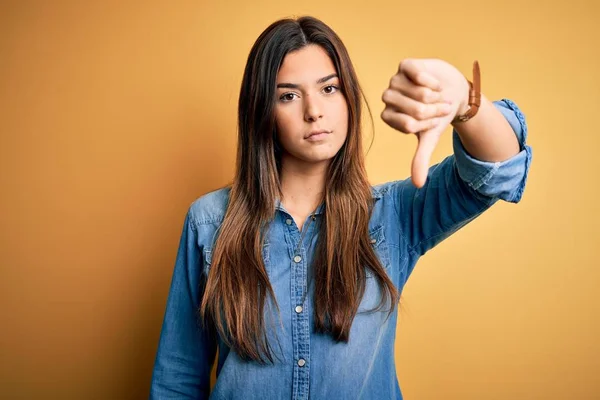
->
xmin=366 ymin=224 xmax=391 ymax=279
xmin=358 ymin=225 xmax=393 ymax=313
xmin=202 ymin=242 xmax=271 ymax=277
xmin=202 ymin=247 xmax=213 ymax=277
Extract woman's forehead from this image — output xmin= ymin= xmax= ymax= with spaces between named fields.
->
xmin=276 ymin=45 xmax=337 ymax=86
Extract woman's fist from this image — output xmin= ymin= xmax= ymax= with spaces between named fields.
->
xmin=381 ymin=58 xmax=469 ymax=188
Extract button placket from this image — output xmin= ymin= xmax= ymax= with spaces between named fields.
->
xmin=287 ymin=214 xmax=311 ymax=400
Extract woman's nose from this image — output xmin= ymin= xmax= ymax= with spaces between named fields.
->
xmin=304 ymin=95 xmax=324 ymax=122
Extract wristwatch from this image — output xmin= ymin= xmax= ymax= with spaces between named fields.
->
xmin=452 ymin=60 xmax=481 ymax=124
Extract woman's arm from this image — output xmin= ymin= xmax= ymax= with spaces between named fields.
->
xmin=390 ymin=98 xmax=531 ymax=257
xmin=150 ymin=210 xmax=217 ymax=399
xmin=452 ymin=91 xmax=520 ymax=162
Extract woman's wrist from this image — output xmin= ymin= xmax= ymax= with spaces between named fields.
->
xmin=454 ymin=75 xmax=471 ymax=121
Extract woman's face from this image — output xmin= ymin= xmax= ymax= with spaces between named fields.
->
xmin=273 ymin=45 xmax=349 ymax=166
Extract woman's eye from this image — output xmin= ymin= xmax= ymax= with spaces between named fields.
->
xmin=280 ymin=93 xmax=298 ymax=102
xmin=323 ymin=85 xmax=339 ymax=94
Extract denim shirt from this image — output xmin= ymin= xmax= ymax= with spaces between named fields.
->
xmin=150 ymin=99 xmax=532 ymax=400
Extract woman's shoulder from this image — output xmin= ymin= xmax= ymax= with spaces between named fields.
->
xmin=188 ymin=185 xmax=231 ymax=225
xmin=371 ymin=178 xmax=411 ymax=199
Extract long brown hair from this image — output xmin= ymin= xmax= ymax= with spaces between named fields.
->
xmin=200 ymin=16 xmax=399 ymax=364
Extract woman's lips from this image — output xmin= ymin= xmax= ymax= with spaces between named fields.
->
xmin=305 ymin=130 xmax=331 ymax=141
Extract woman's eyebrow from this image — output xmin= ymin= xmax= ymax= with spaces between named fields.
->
xmin=276 ymin=73 xmax=338 ymax=89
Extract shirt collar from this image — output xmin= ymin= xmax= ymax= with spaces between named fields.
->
xmin=275 ymin=186 xmax=382 ymax=215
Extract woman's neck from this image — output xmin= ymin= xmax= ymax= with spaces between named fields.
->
xmin=279 ymin=158 xmax=328 ymax=229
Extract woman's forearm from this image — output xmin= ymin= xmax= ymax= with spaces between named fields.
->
xmin=452 ymin=92 xmax=521 ymax=162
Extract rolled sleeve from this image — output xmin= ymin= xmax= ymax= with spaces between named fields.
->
xmin=452 ymin=98 xmax=532 ymax=203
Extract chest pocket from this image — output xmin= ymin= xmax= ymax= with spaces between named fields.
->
xmin=366 ymin=225 xmax=391 ymax=278
xmin=357 ymin=225 xmax=393 ymax=313
xmin=202 ymin=242 xmax=271 ymax=276
xmin=202 ymin=247 xmax=213 ymax=276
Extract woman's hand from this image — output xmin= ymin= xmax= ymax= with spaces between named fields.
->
xmin=381 ymin=58 xmax=470 ymax=188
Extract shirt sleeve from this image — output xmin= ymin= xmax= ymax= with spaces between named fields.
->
xmin=393 ymin=98 xmax=532 ymax=257
xmin=150 ymin=209 xmax=217 ymax=399
xmin=453 ymin=98 xmax=532 ymax=203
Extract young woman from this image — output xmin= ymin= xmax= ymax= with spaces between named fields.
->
xmin=150 ymin=16 xmax=531 ymax=399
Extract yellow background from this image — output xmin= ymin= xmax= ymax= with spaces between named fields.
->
xmin=1 ymin=1 xmax=598 ymax=399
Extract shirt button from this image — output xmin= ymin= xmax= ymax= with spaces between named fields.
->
xmin=293 ymin=255 xmax=302 ymax=263
xmin=286 ymin=219 xmax=293 ymax=225
xmin=370 ymin=238 xmax=377 ymax=244
xmin=297 ymin=358 xmax=306 ymax=367
xmin=295 ymin=305 xmax=303 ymax=313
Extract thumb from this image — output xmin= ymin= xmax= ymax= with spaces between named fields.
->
xmin=411 ymin=131 xmax=441 ymax=188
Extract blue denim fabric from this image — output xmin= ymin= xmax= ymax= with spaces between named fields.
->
xmin=150 ymin=99 xmax=532 ymax=399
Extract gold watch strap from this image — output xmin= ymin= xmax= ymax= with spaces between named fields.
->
xmin=453 ymin=61 xmax=481 ymax=123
